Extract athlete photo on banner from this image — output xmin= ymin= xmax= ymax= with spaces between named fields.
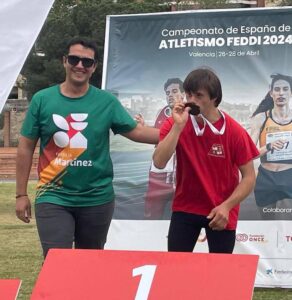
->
xmin=250 ymin=73 xmax=292 ymax=213
xmin=103 ymin=7 xmax=292 ymax=287
xmin=103 ymin=7 xmax=292 ymax=221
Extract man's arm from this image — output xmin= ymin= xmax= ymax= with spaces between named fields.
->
xmin=153 ymin=102 xmax=189 ymax=169
xmin=207 ymin=160 xmax=256 ymax=230
xmin=121 ymin=123 xmax=159 ymax=144
xmin=15 ymin=135 xmax=38 ymax=223
xmin=152 ymin=124 xmax=181 ymax=169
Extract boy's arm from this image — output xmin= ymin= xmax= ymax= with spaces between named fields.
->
xmin=207 ymin=160 xmax=256 ymax=230
xmin=153 ymin=102 xmax=189 ymax=169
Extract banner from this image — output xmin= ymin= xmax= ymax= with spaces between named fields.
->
xmin=103 ymin=7 xmax=292 ymax=287
xmin=0 ymin=0 xmax=54 ymax=113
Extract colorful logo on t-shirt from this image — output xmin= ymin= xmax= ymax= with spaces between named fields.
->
xmin=53 ymin=113 xmax=88 ymax=149
xmin=208 ymin=144 xmax=225 ymax=158
xmin=37 ymin=113 xmax=91 ymax=189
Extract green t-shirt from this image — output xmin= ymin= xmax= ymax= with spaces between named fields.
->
xmin=21 ymin=85 xmax=137 ymax=206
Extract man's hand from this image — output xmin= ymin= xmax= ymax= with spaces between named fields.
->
xmin=16 ymin=196 xmax=32 ymax=223
xmin=207 ymin=204 xmax=230 ymax=231
xmin=134 ymin=113 xmax=145 ymax=126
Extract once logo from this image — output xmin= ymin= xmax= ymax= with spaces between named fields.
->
xmin=236 ymin=233 xmax=248 ymax=242
xmin=249 ymin=234 xmax=265 ymax=242
xmin=53 ymin=114 xmax=88 ymax=148
xmin=266 ymin=269 xmax=273 ymax=275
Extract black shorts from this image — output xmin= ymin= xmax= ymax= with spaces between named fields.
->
xmin=255 ymin=166 xmax=292 ymax=207
xmin=168 ymin=211 xmax=235 ymax=254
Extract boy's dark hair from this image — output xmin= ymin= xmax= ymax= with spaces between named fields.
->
xmin=183 ymin=68 xmax=222 ymax=107
xmin=65 ymin=37 xmax=98 ymax=61
xmin=164 ymin=78 xmax=184 ymax=93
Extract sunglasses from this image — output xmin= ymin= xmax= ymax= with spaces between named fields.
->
xmin=66 ymin=55 xmax=96 ymax=68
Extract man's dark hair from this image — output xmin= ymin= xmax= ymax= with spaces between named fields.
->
xmin=183 ymin=68 xmax=222 ymax=107
xmin=252 ymin=73 xmax=292 ymax=117
xmin=65 ymin=37 xmax=98 ymax=61
xmin=164 ymin=78 xmax=184 ymax=93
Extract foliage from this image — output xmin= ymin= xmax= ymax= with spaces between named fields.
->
xmin=21 ymin=0 xmax=171 ymax=99
xmin=277 ymin=0 xmax=292 ymax=5
xmin=21 ymin=0 xmax=290 ymax=99
xmin=177 ymin=0 xmax=245 ymax=10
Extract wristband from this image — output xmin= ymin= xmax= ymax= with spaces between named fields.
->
xmin=16 ymin=194 xmax=28 ymax=198
xmin=266 ymin=143 xmax=272 ymax=152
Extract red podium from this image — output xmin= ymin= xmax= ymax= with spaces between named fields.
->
xmin=0 ymin=279 xmax=21 ymax=300
xmin=31 ymin=249 xmax=258 ymax=300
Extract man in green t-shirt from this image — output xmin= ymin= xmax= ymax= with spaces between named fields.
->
xmin=15 ymin=37 xmax=159 ymax=258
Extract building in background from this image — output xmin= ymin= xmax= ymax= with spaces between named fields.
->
xmin=0 ymin=75 xmax=28 ymax=147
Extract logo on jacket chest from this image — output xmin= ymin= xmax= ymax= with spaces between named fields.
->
xmin=208 ymin=144 xmax=225 ymax=158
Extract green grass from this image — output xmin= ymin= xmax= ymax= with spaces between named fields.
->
xmin=0 ymin=182 xmax=42 ymax=300
xmin=0 ymin=181 xmax=291 ymax=299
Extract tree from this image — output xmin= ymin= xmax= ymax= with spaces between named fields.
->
xmin=21 ymin=0 xmax=170 ymax=99
xmin=277 ymin=0 xmax=292 ymax=5
xmin=22 ymin=0 xmax=272 ymax=98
